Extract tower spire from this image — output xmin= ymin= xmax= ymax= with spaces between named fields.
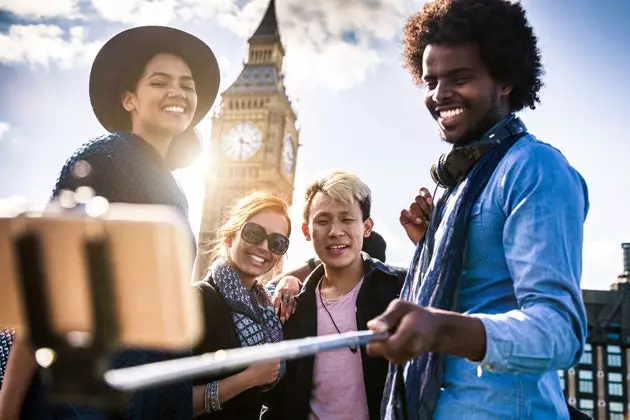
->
xmin=249 ymin=0 xmax=281 ymax=44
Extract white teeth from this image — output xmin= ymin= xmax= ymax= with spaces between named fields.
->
xmin=249 ymin=254 xmax=265 ymax=263
xmin=163 ymin=106 xmax=185 ymax=114
xmin=330 ymin=245 xmax=347 ymax=249
xmin=439 ymin=108 xmax=464 ymax=119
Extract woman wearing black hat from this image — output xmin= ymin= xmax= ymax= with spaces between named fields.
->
xmin=0 ymin=26 xmax=220 ymax=420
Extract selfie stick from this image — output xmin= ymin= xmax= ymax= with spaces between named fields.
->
xmin=104 ymin=330 xmax=389 ymax=391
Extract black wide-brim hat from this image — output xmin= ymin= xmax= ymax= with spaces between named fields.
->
xmin=89 ymin=25 xmax=220 ymax=170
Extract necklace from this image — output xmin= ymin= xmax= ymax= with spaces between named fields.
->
xmin=318 ymin=278 xmax=358 ymax=354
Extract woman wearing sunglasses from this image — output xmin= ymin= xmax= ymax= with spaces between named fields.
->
xmin=192 ymin=191 xmax=291 ymax=419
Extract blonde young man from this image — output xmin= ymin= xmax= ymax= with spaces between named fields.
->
xmin=263 ymin=170 xmax=406 ymax=420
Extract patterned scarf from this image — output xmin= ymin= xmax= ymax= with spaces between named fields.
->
xmin=383 ymin=115 xmax=527 ymax=420
xmin=210 ymin=259 xmax=284 ymax=390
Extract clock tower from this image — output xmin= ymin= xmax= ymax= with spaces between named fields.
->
xmin=196 ymin=0 xmax=299 ymax=278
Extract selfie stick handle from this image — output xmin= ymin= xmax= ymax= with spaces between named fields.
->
xmin=14 ymin=229 xmax=127 ymax=416
xmin=104 ymin=330 xmax=389 ymax=391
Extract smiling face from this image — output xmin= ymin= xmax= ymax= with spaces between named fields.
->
xmin=122 ymin=53 xmax=198 ymax=141
xmin=422 ymin=44 xmax=512 ymax=145
xmin=228 ymin=209 xmax=290 ymax=283
xmin=303 ymin=192 xmax=373 ymax=270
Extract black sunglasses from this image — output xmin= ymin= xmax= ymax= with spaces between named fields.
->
xmin=241 ymin=222 xmax=290 ymax=256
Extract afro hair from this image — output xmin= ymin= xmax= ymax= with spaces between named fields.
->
xmin=402 ymin=0 xmax=544 ymax=112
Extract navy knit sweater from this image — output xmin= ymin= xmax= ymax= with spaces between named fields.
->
xmin=52 ymin=132 xmax=191 ymax=222
xmin=1 ymin=132 xmax=195 ymax=419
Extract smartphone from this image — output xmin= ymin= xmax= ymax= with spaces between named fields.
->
xmin=0 ymin=203 xmax=203 ymax=351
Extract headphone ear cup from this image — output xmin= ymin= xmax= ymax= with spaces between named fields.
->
xmin=430 ymin=162 xmax=442 ymax=187
xmin=431 ymin=153 xmax=454 ymax=189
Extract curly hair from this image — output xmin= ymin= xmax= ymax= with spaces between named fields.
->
xmin=402 ymin=0 xmax=544 ymax=112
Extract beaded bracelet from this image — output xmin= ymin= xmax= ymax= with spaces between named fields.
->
xmin=1 ymin=329 xmax=15 ymax=387
xmin=204 ymin=381 xmax=222 ymax=413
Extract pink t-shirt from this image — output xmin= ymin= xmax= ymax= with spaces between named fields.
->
xmin=308 ymin=278 xmax=369 ymax=420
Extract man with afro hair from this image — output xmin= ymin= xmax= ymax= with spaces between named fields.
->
xmin=366 ymin=1 xmax=590 ymax=419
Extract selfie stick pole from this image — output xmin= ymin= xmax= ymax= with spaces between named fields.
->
xmin=104 ymin=330 xmax=389 ymax=392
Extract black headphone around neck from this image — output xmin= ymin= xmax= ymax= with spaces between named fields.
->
xmin=430 ymin=114 xmax=527 ymax=189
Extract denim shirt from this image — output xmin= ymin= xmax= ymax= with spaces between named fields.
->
xmin=432 ymin=134 xmax=589 ymax=419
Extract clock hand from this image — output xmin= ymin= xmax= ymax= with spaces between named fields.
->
xmin=238 ymin=137 xmax=245 ymax=160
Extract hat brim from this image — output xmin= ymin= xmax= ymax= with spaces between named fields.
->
xmin=89 ymin=25 xmax=220 ymax=134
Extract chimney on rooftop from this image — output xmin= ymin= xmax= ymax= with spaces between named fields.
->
xmin=611 ymin=243 xmax=630 ymax=291
xmin=622 ymin=243 xmax=630 ymax=275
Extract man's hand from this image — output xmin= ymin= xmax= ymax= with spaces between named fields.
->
xmin=366 ymin=300 xmax=440 ymax=364
xmin=399 ymin=188 xmax=433 ymax=246
xmin=272 ymin=275 xmax=301 ymax=323
xmin=366 ymin=300 xmax=487 ymax=364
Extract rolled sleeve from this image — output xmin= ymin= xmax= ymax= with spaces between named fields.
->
xmin=471 ymin=307 xmax=578 ymax=372
xmin=472 ymin=141 xmax=589 ymax=374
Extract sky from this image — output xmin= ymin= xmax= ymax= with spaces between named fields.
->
xmin=0 ymin=0 xmax=629 ymax=291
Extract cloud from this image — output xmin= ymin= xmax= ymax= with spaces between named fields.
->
xmin=0 ymin=24 xmax=102 ymax=68
xmin=216 ymin=55 xmax=233 ymax=92
xmin=193 ymin=0 xmax=415 ymax=93
xmin=0 ymin=0 xmax=419 ymax=92
xmin=0 ymin=0 xmax=80 ymax=19
xmin=0 ymin=121 xmax=10 ymax=141
xmin=90 ymin=0 xmax=179 ymax=26
xmin=87 ymin=0 xmax=415 ymax=92
xmin=0 ymin=121 xmax=19 ymax=146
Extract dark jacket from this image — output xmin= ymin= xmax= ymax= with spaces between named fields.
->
xmin=263 ymin=254 xmax=406 ymax=420
xmin=192 ymin=277 xmax=268 ymax=420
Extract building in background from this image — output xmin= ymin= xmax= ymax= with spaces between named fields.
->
xmin=561 ymin=243 xmax=630 ymax=419
xmin=196 ymin=0 xmax=299 ymax=278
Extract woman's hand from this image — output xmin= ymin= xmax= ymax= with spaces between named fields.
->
xmin=243 ymin=361 xmax=281 ymax=387
xmin=272 ymin=275 xmax=301 ymax=322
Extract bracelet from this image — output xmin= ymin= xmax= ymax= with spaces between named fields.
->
xmin=204 ymin=381 xmax=222 ymax=413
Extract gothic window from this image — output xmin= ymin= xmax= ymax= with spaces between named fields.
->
xmin=579 ymin=343 xmax=593 ymax=365
xmin=607 ymin=372 xmax=623 ymax=396
xmin=606 ymin=331 xmax=621 ymax=342
xmin=607 ymin=345 xmax=622 ymax=367
xmin=578 ymin=399 xmax=594 ymax=417
xmin=578 ymin=370 xmax=594 ymax=393
xmin=609 ymin=402 xmax=624 ymax=420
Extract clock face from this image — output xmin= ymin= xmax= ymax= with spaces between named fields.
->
xmin=282 ymin=135 xmax=295 ymax=173
xmin=221 ymin=123 xmax=262 ymax=161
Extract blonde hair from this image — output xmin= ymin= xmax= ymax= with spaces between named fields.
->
xmin=303 ymin=170 xmax=372 ymax=222
xmin=208 ymin=191 xmax=291 ymax=280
